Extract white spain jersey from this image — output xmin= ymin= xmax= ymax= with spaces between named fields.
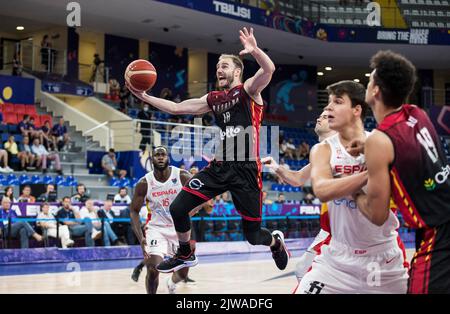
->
xmin=325 ymin=132 xmax=399 ymax=249
xmin=143 ymin=166 xmax=183 ymax=228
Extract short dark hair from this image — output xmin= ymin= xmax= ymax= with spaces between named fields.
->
xmin=41 ymin=202 xmax=50 ymax=209
xmin=370 ymin=50 xmax=417 ymax=108
xmin=62 ymin=196 xmax=71 ymax=202
xmin=119 ymin=187 xmax=127 ymax=192
xmin=109 ymin=148 xmax=115 ymax=153
xmin=326 ymin=80 xmax=368 ymax=119
xmin=23 ymin=114 xmax=29 ymax=120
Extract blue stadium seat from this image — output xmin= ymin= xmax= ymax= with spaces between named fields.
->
xmin=19 ymin=174 xmax=31 ymax=184
xmin=7 ymin=125 xmax=18 ymax=134
xmin=31 ymin=175 xmax=42 ymax=184
xmin=54 ymin=175 xmax=65 ymax=185
xmin=42 ymin=175 xmax=53 ymax=184
xmin=131 ymin=177 xmax=139 ymax=187
xmin=119 ymin=177 xmax=131 ymax=188
xmin=7 ymin=174 xmax=19 ymax=185
xmin=110 ymin=177 xmax=120 ymax=187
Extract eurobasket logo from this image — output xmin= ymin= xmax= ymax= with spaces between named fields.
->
xmin=424 ymin=178 xmax=436 ymax=191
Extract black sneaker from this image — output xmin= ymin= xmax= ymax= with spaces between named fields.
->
xmin=156 ymin=249 xmax=198 ymax=273
xmin=131 ymin=264 xmax=143 ymax=282
xmin=184 ymin=276 xmax=197 ymax=286
xmin=271 ymin=230 xmax=290 ymax=270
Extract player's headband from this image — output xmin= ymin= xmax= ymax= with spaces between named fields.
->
xmin=152 ymin=146 xmax=168 ymax=155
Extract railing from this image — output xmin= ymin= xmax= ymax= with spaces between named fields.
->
xmin=20 ymin=40 xmax=67 ymax=76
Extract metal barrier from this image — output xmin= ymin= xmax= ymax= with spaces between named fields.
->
xmin=20 ymin=40 xmax=67 ymax=76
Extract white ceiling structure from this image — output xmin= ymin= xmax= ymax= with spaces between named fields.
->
xmin=0 ymin=0 xmax=449 ymax=84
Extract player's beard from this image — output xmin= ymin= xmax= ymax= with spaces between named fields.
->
xmin=153 ymin=160 xmax=169 ymax=171
xmin=217 ymin=73 xmax=234 ymax=91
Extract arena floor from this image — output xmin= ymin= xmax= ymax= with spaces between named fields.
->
xmin=0 ymin=249 xmax=416 ymax=294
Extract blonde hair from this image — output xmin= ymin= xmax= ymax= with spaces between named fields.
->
xmin=219 ymin=54 xmax=244 ymax=81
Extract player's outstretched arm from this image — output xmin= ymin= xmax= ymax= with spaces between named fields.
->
xmin=310 ymin=143 xmax=368 ymax=202
xmin=239 ymin=27 xmax=275 ymax=98
xmin=354 ymin=131 xmax=393 ymax=226
xmin=130 ymin=179 xmax=150 ymax=259
xmin=127 ymin=83 xmax=211 ymax=115
xmin=261 ymin=156 xmax=311 ymax=187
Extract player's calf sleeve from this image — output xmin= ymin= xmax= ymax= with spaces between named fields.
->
xmin=169 ymin=199 xmax=192 ymax=233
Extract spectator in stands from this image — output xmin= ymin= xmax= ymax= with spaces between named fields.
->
xmin=102 ymin=148 xmax=127 ymax=179
xmin=102 ymin=201 xmax=137 ymax=245
xmin=279 ymin=139 xmax=294 ymax=159
xmin=0 ymin=197 xmax=43 ymax=248
xmin=286 ymin=138 xmax=296 ymax=157
xmin=37 ymin=202 xmax=74 ymax=248
xmin=189 ymin=166 xmax=199 ymax=176
xmin=0 ymin=149 xmax=13 ymax=173
xmin=28 ymin=117 xmax=44 ymax=143
xmin=31 ymin=138 xmax=63 ymax=175
xmin=296 ymin=141 xmax=310 ymax=160
xmin=275 ymin=193 xmax=286 ymax=204
xmin=109 ymin=79 xmax=121 ymax=101
xmin=18 ymin=114 xmax=31 ymax=138
xmin=80 ymin=199 xmax=119 ymax=246
xmin=4 ymin=135 xmax=29 ymax=170
xmin=38 ymin=184 xmax=57 ymax=202
xmin=4 ymin=186 xmax=17 ymax=202
xmin=12 ymin=51 xmax=22 ymax=76
xmin=71 ymin=184 xmax=90 ymax=203
xmin=40 ymin=34 xmax=53 ymax=72
xmin=137 ymin=104 xmax=152 ymax=151
xmin=90 ymin=53 xmax=104 ymax=82
xmin=40 ymin=120 xmax=54 ymax=150
xmin=18 ymin=185 xmax=36 ymax=203
xmin=302 ymin=192 xmax=320 ymax=205
xmin=52 ymin=118 xmax=70 ymax=152
xmin=19 ymin=136 xmax=37 ymax=171
xmin=56 ymin=196 xmax=94 ymax=247
xmin=262 ymin=190 xmax=273 ymax=205
xmin=113 ymin=187 xmax=131 ymax=204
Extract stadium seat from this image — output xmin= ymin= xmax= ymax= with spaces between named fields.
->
xmin=3 ymin=104 xmax=15 ymax=113
xmin=110 ymin=177 xmax=120 ymax=187
xmin=15 ymin=104 xmax=26 ymax=114
xmin=42 ymin=175 xmax=54 ymax=184
xmin=7 ymin=124 xmax=18 ymax=134
xmin=31 ymin=175 xmax=43 ymax=184
xmin=24 ymin=105 xmax=37 ymax=115
xmin=39 ymin=114 xmax=53 ymax=127
xmin=1 ymin=133 xmax=9 ymax=143
xmin=19 ymin=174 xmax=31 ymax=184
xmin=55 ymin=175 xmax=65 ymax=185
xmin=4 ymin=113 xmax=18 ymax=124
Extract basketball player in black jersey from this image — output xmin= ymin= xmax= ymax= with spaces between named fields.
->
xmin=127 ymin=27 xmax=289 ymax=273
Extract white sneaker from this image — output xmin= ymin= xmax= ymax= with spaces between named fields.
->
xmin=4 ymin=166 xmax=13 ymax=173
xmin=0 ymin=167 xmax=8 ymax=173
xmin=166 ymin=277 xmax=177 ymax=294
xmin=92 ymin=230 xmax=102 ymax=240
xmin=67 ymin=239 xmax=75 ymax=247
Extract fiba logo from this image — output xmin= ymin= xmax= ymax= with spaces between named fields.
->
xmin=188 ymin=179 xmax=204 ymax=190
xmin=66 ymin=2 xmax=81 ymax=27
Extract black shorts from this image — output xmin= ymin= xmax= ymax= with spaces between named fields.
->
xmin=182 ymin=160 xmax=263 ymax=222
xmin=408 ymin=221 xmax=450 ymax=294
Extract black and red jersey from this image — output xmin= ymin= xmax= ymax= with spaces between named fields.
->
xmin=378 ymin=104 xmax=450 ymax=229
xmin=206 ymin=84 xmax=264 ymax=162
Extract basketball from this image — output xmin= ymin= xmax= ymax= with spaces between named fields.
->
xmin=124 ymin=59 xmax=157 ymax=92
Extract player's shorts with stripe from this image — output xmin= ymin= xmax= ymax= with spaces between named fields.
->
xmin=408 ymin=221 xmax=450 ymax=294
xmin=144 ymin=224 xmax=178 ymax=258
xmin=181 ymin=160 xmax=263 ymax=221
xmin=297 ymin=238 xmax=409 ymax=294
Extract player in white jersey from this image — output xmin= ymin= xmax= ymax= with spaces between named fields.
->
xmin=297 ymin=80 xmax=408 ymax=294
xmin=130 ymin=146 xmax=202 ymax=294
xmin=262 ymin=110 xmax=336 ymax=284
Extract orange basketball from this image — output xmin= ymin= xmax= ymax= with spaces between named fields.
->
xmin=124 ymin=59 xmax=157 ymax=92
